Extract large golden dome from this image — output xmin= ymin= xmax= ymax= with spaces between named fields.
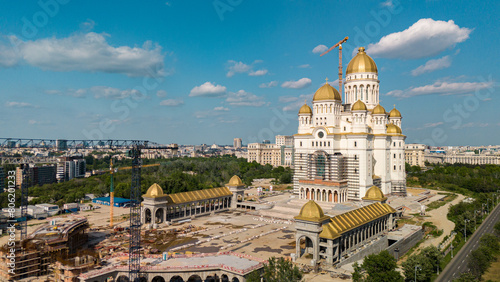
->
xmin=313 ymin=82 xmax=341 ymax=101
xmin=351 ymin=100 xmax=367 ymax=111
xmin=372 ymin=104 xmax=386 ymax=115
xmin=298 ymin=102 xmax=312 ymax=115
xmin=362 ymin=185 xmax=387 ymax=201
xmin=144 ymin=183 xmax=165 ymax=198
xmin=386 ymin=123 xmax=402 ymax=134
xmin=346 ymin=47 xmax=378 ymax=75
xmin=228 ymin=175 xmax=243 ymax=186
xmin=294 ymin=200 xmax=329 ymax=222
xmin=389 ymin=107 xmax=402 ymax=118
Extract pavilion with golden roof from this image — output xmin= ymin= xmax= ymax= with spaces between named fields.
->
xmin=294 ymin=186 xmax=396 ymax=265
xmin=141 ymin=175 xmax=245 ymax=225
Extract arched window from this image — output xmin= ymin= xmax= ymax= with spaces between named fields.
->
xmin=360 ymin=85 xmax=364 ymax=101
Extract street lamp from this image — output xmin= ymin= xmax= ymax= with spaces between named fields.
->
xmin=465 ymin=219 xmax=470 ymax=242
xmin=487 ymin=198 xmax=491 ymax=213
xmin=437 ymin=244 xmax=441 ymax=275
xmin=474 ymin=210 xmax=480 ymax=230
xmin=415 ymin=265 xmax=422 ymax=282
xmin=451 ymin=243 xmax=454 ymax=259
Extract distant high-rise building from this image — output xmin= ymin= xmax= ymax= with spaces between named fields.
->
xmin=15 ymin=165 xmax=57 ymax=188
xmin=247 ymin=135 xmax=294 ymax=167
xmin=57 ymin=155 xmax=86 ymax=182
xmin=233 ymin=138 xmax=242 ymax=149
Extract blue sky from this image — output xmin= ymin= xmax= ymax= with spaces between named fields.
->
xmin=0 ymin=0 xmax=498 ymax=146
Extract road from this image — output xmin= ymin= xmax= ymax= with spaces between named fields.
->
xmin=436 ymin=202 xmax=500 ymax=282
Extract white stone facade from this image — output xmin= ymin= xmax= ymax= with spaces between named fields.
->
xmin=293 ymin=47 xmax=406 ymax=201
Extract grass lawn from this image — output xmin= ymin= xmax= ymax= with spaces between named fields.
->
xmin=483 ymin=256 xmax=500 ymax=281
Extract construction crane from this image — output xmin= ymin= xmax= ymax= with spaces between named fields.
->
xmin=105 ymin=160 xmax=160 ymax=227
xmin=0 ymin=138 xmax=175 ymax=282
xmin=320 ymin=36 xmax=349 ymax=99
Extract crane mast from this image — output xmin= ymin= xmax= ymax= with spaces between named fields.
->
xmin=320 ymin=36 xmax=349 ymax=99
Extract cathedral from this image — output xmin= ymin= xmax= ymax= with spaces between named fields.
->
xmin=293 ymin=47 xmax=406 ymax=202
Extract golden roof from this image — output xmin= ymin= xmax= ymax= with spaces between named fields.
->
xmin=144 ymin=183 xmax=165 ymax=198
xmin=389 ymin=106 xmax=402 ymax=118
xmin=313 ymin=82 xmax=342 ymax=101
xmin=346 ymin=47 xmax=378 ymax=75
xmin=372 ymin=104 xmax=386 ymax=115
xmin=362 ymin=185 xmax=387 ymax=201
xmin=320 ymin=202 xmax=395 ymax=239
xmin=294 ymin=200 xmax=330 ymax=222
xmin=166 ymin=187 xmax=233 ymax=205
xmin=227 ymin=175 xmax=244 ymax=186
xmin=386 ymin=123 xmax=402 ymax=134
xmin=351 ymin=100 xmax=367 ymax=111
xmin=298 ymin=102 xmax=312 ymax=115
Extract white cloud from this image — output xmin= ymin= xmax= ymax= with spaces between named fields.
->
xmin=249 ymin=69 xmax=268 ymax=76
xmin=226 ymin=60 xmax=267 ymax=77
xmin=367 ymin=19 xmax=472 ymax=59
xmin=226 ymin=90 xmax=266 ymax=107
xmin=80 ymin=19 xmax=96 ymax=31
xmin=226 ymin=60 xmax=251 ymax=77
xmin=281 ymin=78 xmax=312 ymax=89
xmin=2 ymin=32 xmax=166 ymax=77
xmin=423 ymin=122 xmax=444 ymax=128
xmin=380 ymin=0 xmax=393 ymax=7
xmin=189 ymin=82 xmax=227 ymax=97
xmin=45 ymin=88 xmax=88 ymax=98
xmin=411 ymin=56 xmax=452 ymax=76
xmin=461 ymin=122 xmax=489 ymax=128
xmin=214 ymin=106 xmax=229 ymax=111
xmin=259 ymin=81 xmax=278 ymax=88
xmin=297 ymin=64 xmax=311 ymax=68
xmin=156 ymin=90 xmax=167 ymax=97
xmin=312 ymin=44 xmax=328 ymax=54
xmin=0 ymin=43 xmax=20 ymax=67
xmin=279 ymin=96 xmax=299 ymax=103
xmin=386 ymin=80 xmax=494 ymax=98
xmin=5 ymin=101 xmax=37 ymax=108
xmin=90 ymin=86 xmax=144 ymax=99
xmin=160 ymin=99 xmax=183 ymax=106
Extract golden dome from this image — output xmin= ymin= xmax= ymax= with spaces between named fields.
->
xmin=351 ymin=100 xmax=367 ymax=111
xmin=144 ymin=183 xmax=165 ymax=198
xmin=362 ymin=185 xmax=387 ymax=202
xmin=298 ymin=102 xmax=312 ymax=115
xmin=389 ymin=106 xmax=402 ymax=118
xmin=313 ymin=82 xmax=341 ymax=101
xmin=294 ymin=200 xmax=329 ymax=222
xmin=372 ymin=104 xmax=386 ymax=115
xmin=228 ymin=175 xmax=243 ymax=186
xmin=386 ymin=123 xmax=402 ymax=134
xmin=346 ymin=47 xmax=378 ymax=75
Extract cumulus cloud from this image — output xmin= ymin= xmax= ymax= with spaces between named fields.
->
xmin=281 ymin=78 xmax=312 ymax=89
xmin=160 ymin=99 xmax=183 ymax=106
xmin=214 ymin=106 xmax=229 ymax=111
xmin=5 ymin=101 xmax=37 ymax=108
xmin=226 ymin=60 xmax=268 ymax=77
xmin=189 ymin=82 xmax=227 ymax=97
xmin=156 ymin=90 xmax=167 ymax=97
xmin=367 ymin=19 xmax=472 ymax=59
xmin=259 ymin=81 xmax=278 ymax=88
xmin=386 ymin=79 xmax=494 ymax=98
xmin=226 ymin=90 xmax=266 ymax=107
xmin=0 ymin=32 xmax=167 ymax=77
xmin=411 ymin=56 xmax=452 ymax=76
xmin=312 ymin=44 xmax=328 ymax=54
xmin=249 ymin=69 xmax=268 ymax=76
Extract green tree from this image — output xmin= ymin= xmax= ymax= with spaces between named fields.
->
xmin=479 ymin=233 xmax=499 ymax=254
xmin=355 ymin=250 xmax=403 ymax=282
xmin=246 ymin=269 xmax=262 ymax=282
xmin=468 ymin=247 xmax=493 ymax=278
xmin=262 ymin=257 xmax=302 ymax=282
xmin=494 ymin=221 xmax=500 ymax=236
xmin=453 ymin=272 xmax=476 ymax=281
xmin=402 ymin=246 xmax=442 ymax=282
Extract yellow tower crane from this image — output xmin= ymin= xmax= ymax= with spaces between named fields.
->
xmin=320 ymin=36 xmax=349 ymax=99
xmin=105 ymin=160 xmax=160 ymax=227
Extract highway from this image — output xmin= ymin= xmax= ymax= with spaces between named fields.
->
xmin=436 ymin=202 xmax=500 ymax=282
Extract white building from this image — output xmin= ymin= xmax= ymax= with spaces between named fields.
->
xmin=405 ymin=143 xmax=426 ymax=167
xmin=233 ymin=138 xmax=242 ymax=149
xmin=293 ymin=47 xmax=406 ymax=202
xmin=247 ymin=136 xmax=294 ymax=167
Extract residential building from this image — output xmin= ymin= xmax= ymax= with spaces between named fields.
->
xmin=233 ymin=138 xmax=242 ymax=149
xmin=405 ymin=143 xmax=426 ymax=167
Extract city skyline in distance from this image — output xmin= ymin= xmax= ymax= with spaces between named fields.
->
xmin=0 ymin=1 xmax=498 ymax=146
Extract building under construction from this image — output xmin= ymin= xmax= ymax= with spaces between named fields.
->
xmin=0 ymin=216 xmax=89 ymax=281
